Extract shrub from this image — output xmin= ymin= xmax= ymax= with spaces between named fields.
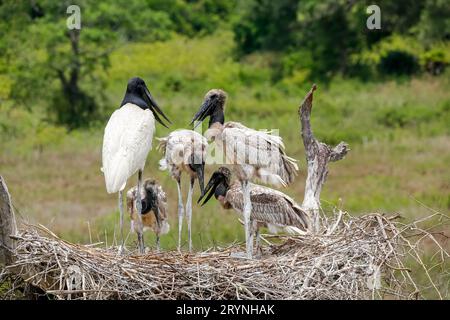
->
xmin=378 ymin=50 xmax=420 ymax=76
xmin=421 ymin=47 xmax=449 ymax=75
xmin=377 ymin=104 xmax=438 ymax=128
xmin=354 ymin=35 xmax=423 ymax=77
xmin=31 ymin=124 xmax=68 ymax=153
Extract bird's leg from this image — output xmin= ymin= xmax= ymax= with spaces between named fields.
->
xmin=118 ymin=190 xmax=124 ymax=254
xmin=137 ymin=233 xmax=144 ymax=254
xmin=254 ymin=221 xmax=262 ymax=257
xmin=153 ymin=205 xmax=161 ymax=252
xmin=248 ymin=219 xmax=255 ymax=256
xmin=135 ymin=169 xmax=145 ymax=254
xmin=156 ymin=233 xmax=160 ymax=252
xmin=241 ymin=180 xmax=253 ymax=259
xmin=186 ymin=177 xmax=194 ymax=252
xmin=176 ymin=177 xmax=184 ymax=252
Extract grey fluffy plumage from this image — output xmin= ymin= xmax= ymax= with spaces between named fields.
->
xmin=225 ymin=181 xmax=309 ymax=232
xmin=126 ymin=179 xmax=170 ymax=249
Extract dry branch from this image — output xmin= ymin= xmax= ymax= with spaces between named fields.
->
xmin=299 ymin=84 xmax=349 ymax=232
xmin=0 ymin=176 xmax=17 ymax=266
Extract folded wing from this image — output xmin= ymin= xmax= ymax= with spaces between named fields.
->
xmin=226 ymin=182 xmax=309 ymax=231
xmin=222 ymin=122 xmax=298 ymax=185
xmin=102 ymin=103 xmax=155 ymax=193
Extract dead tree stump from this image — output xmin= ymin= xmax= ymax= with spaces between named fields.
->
xmin=0 ymin=176 xmax=17 ymax=266
xmin=299 ymin=85 xmax=350 ymax=233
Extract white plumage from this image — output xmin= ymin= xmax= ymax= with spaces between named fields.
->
xmin=158 ymin=129 xmax=207 ymax=173
xmin=101 ymin=77 xmax=171 ymax=254
xmin=158 ymin=129 xmax=208 ymax=252
xmin=102 ymin=103 xmax=155 ymax=193
xmin=210 ymin=121 xmax=298 ymax=186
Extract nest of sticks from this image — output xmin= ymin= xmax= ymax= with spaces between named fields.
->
xmin=1 ymin=211 xmax=448 ymax=300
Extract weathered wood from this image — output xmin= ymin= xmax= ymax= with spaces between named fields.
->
xmin=0 ymin=175 xmax=17 ymax=265
xmin=298 ymin=85 xmax=350 ymax=233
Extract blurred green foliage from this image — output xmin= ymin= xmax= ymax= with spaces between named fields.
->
xmin=0 ymin=0 xmax=237 ymax=130
xmin=234 ymin=0 xmax=449 ymax=80
xmin=0 ymin=0 xmax=448 ymax=131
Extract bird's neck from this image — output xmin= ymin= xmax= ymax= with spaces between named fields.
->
xmin=217 ymin=195 xmax=232 ymax=209
xmin=140 ymin=199 xmax=152 ymax=215
xmin=121 ymin=92 xmax=148 ymax=110
xmin=209 ymin=108 xmax=224 ymax=127
xmin=140 ymin=190 xmax=158 ymax=215
xmin=215 ymin=182 xmax=229 ymax=199
xmin=204 ymin=123 xmax=222 ymax=142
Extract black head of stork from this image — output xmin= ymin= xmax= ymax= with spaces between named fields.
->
xmin=190 ymin=89 xmax=227 ymax=129
xmin=197 ymin=166 xmax=231 ymax=205
xmin=121 ymin=77 xmax=172 ymax=128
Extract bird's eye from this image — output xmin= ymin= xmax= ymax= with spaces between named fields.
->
xmin=210 ymin=94 xmax=217 ymax=99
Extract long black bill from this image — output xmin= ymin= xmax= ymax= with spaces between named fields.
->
xmin=197 ymin=172 xmax=221 ymax=206
xmin=195 ymin=163 xmax=205 ymax=196
xmin=190 ymin=99 xmax=212 ymax=129
xmin=144 ymin=86 xmax=172 ymax=128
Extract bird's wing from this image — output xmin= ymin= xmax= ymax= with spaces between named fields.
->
xmin=156 ymin=136 xmax=169 ymax=171
xmin=163 ymin=129 xmax=208 ymax=165
xmin=126 ymin=186 xmax=136 ymax=217
xmin=226 ymin=182 xmax=309 ymax=230
xmin=154 ymin=183 xmax=170 ymax=234
xmin=156 ymin=183 xmax=168 ymax=221
xmin=102 ymin=104 xmax=155 ymax=193
xmin=222 ymin=122 xmax=298 ymax=185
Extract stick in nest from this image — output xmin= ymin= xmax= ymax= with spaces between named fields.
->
xmin=1 ymin=212 xmax=448 ymax=300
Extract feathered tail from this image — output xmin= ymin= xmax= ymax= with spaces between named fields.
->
xmin=284 ymin=226 xmax=308 ymax=235
xmin=156 ymin=136 xmax=168 ymax=153
xmin=267 ymin=223 xmax=307 ymax=235
xmin=279 ymin=154 xmax=299 ymax=185
xmin=264 ymin=130 xmax=299 ymax=186
xmin=157 ymin=137 xmax=169 ymax=171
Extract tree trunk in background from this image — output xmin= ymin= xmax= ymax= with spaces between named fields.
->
xmin=67 ymin=29 xmax=81 ymax=102
xmin=0 ymin=176 xmax=17 ymax=266
xmin=298 ymin=85 xmax=350 ymax=233
xmin=55 ymin=29 xmax=96 ymax=129
xmin=57 ymin=29 xmax=82 ymax=100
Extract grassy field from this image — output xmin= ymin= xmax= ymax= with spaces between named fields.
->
xmin=0 ymin=32 xmax=449 ymax=253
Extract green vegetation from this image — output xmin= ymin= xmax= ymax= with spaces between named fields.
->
xmin=0 ymin=1 xmax=448 ymax=259
xmin=234 ymin=0 xmax=449 ymax=80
